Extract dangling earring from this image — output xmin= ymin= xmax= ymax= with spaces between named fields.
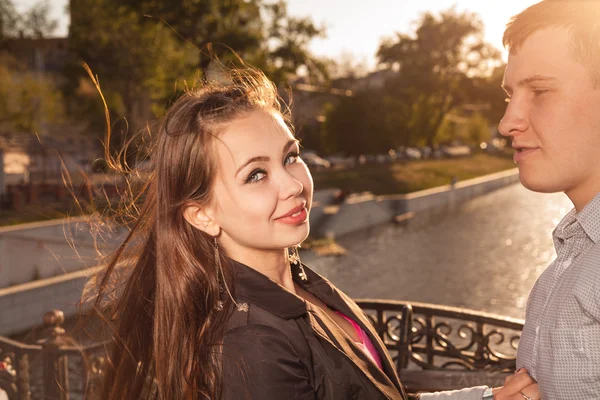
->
xmin=214 ymin=238 xmax=225 ymax=311
xmin=289 ymin=245 xmax=308 ymax=282
xmin=214 ymin=238 xmax=248 ymax=312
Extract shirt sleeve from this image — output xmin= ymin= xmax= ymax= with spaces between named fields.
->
xmin=418 ymin=386 xmax=488 ymax=400
xmin=222 ymin=324 xmax=315 ymax=400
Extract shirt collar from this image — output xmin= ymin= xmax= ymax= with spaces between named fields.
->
xmin=553 ymin=208 xmax=580 ymax=246
xmin=230 ymin=258 xmax=326 ymax=319
xmin=575 ymin=191 xmax=600 ymax=244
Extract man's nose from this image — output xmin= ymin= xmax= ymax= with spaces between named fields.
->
xmin=498 ymin=100 xmax=528 ymax=137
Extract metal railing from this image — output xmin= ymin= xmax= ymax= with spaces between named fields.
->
xmin=356 ymin=299 xmax=524 ymax=392
xmin=0 ymin=310 xmax=107 ymax=400
xmin=1 ymin=302 xmax=524 ymax=398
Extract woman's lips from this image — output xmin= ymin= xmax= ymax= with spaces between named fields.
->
xmin=275 ymin=207 xmax=308 ymax=225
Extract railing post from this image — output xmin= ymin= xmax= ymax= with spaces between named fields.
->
xmin=37 ymin=310 xmax=69 ymax=400
xmin=397 ymin=304 xmax=413 ymax=369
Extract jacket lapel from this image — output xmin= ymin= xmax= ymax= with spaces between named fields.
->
xmin=300 ymin=266 xmax=407 ymax=399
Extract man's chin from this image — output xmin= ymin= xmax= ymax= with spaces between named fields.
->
xmin=519 ymin=172 xmax=564 ymax=194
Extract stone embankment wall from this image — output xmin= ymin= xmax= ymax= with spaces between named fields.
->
xmin=311 ymin=168 xmax=520 ymax=237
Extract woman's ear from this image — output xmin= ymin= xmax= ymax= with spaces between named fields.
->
xmin=183 ymin=204 xmax=221 ymax=237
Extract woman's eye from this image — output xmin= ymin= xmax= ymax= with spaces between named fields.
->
xmin=245 ymin=169 xmax=267 ymax=184
xmin=284 ymin=152 xmax=299 ymax=166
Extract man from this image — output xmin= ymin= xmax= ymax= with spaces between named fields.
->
xmin=499 ymin=1 xmax=600 ymax=398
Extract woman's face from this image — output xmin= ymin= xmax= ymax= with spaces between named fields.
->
xmin=208 ymin=109 xmax=313 ymax=259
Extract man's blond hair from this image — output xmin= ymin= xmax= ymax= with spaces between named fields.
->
xmin=503 ymin=0 xmax=600 ymax=87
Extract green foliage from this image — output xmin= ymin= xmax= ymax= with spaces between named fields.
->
xmin=258 ymin=1 xmax=328 ymax=86
xmin=321 ymin=7 xmax=503 ymax=155
xmin=112 ymin=0 xmax=327 ymax=87
xmin=0 ymin=0 xmax=19 ymax=41
xmin=322 ymin=92 xmax=391 ymax=155
xmin=466 ymin=113 xmax=491 ymax=145
xmin=375 ymin=7 xmax=501 ymax=148
xmin=436 ymin=111 xmax=491 ymax=146
xmin=0 ymin=55 xmax=65 ymax=132
xmin=0 ymin=0 xmax=58 ymax=41
xmin=68 ymin=0 xmax=326 ymax=137
xmin=69 ymin=0 xmax=198 ymax=130
xmin=116 ymin=0 xmax=264 ymax=69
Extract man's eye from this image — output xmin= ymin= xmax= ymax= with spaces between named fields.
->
xmin=245 ymin=169 xmax=267 ymax=184
xmin=284 ymin=152 xmax=299 ymax=166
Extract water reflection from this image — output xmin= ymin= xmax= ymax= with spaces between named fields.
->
xmin=307 ymin=184 xmax=571 ymax=319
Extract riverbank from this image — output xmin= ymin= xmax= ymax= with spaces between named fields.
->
xmin=312 ymin=153 xmax=515 ymax=195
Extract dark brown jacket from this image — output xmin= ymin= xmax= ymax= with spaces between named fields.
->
xmin=222 ymin=260 xmax=411 ymax=400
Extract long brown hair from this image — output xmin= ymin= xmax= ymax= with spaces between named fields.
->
xmin=85 ymin=66 xmax=284 ymax=399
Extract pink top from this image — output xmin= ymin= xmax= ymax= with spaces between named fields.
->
xmin=335 ymin=311 xmax=383 ymax=369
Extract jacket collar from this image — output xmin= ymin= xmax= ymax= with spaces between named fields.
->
xmin=229 ymin=258 xmax=311 ymax=319
xmin=230 ymin=258 xmax=407 ymax=399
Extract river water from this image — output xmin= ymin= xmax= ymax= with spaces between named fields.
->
xmin=307 ymin=183 xmax=572 ymax=319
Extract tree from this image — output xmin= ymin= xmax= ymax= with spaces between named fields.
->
xmin=69 ymin=0 xmax=197 ymax=133
xmin=116 ymin=0 xmax=264 ymax=70
xmin=115 ymin=0 xmax=327 ymax=86
xmin=322 ymin=92 xmax=391 ymax=155
xmin=0 ymin=0 xmax=64 ymax=133
xmin=377 ymin=7 xmax=501 ymax=148
xmin=20 ymin=0 xmax=58 ymax=38
xmin=0 ymin=0 xmax=58 ymax=41
xmin=257 ymin=1 xmax=328 ymax=86
xmin=324 ymin=52 xmax=370 ymax=80
xmin=0 ymin=0 xmax=19 ymax=42
xmin=0 ymin=55 xmax=65 ymax=133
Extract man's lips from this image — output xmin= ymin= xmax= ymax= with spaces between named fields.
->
xmin=512 ymin=146 xmax=540 ymax=162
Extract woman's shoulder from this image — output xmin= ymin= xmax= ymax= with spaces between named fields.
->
xmin=222 ymin=323 xmax=308 ymax=366
xmin=223 ymin=302 xmax=312 ymax=361
xmin=224 ymin=323 xmax=290 ymax=346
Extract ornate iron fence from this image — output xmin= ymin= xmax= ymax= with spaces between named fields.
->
xmin=0 ymin=310 xmax=108 ymax=400
xmin=1 ymin=302 xmax=523 ymax=398
xmin=356 ymin=299 xmax=524 ymax=392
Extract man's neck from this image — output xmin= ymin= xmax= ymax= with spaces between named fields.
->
xmin=566 ymin=180 xmax=600 ymax=212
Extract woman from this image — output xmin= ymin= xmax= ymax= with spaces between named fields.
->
xmin=88 ymin=67 xmax=538 ymax=399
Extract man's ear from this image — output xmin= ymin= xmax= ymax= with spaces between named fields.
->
xmin=183 ymin=203 xmax=221 ymax=237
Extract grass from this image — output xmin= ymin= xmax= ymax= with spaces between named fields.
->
xmin=311 ymin=152 xmax=516 ymax=195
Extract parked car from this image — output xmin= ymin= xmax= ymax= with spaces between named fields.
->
xmin=325 ymin=155 xmax=356 ymax=168
xmin=418 ymin=146 xmax=432 ymax=159
xmin=442 ymin=145 xmax=472 ymax=158
xmin=302 ymin=152 xmax=331 ymax=170
xmin=404 ymin=147 xmax=422 ymax=160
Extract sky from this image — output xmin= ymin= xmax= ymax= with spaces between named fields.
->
xmin=14 ymin=0 xmax=541 ymax=69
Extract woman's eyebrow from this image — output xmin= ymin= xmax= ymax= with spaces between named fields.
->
xmin=282 ymin=139 xmax=299 ymax=154
xmin=235 ymin=139 xmax=299 ymax=176
xmin=235 ymin=156 xmax=269 ymax=176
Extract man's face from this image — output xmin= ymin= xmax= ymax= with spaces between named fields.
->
xmin=499 ymin=28 xmax=600 ymax=210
